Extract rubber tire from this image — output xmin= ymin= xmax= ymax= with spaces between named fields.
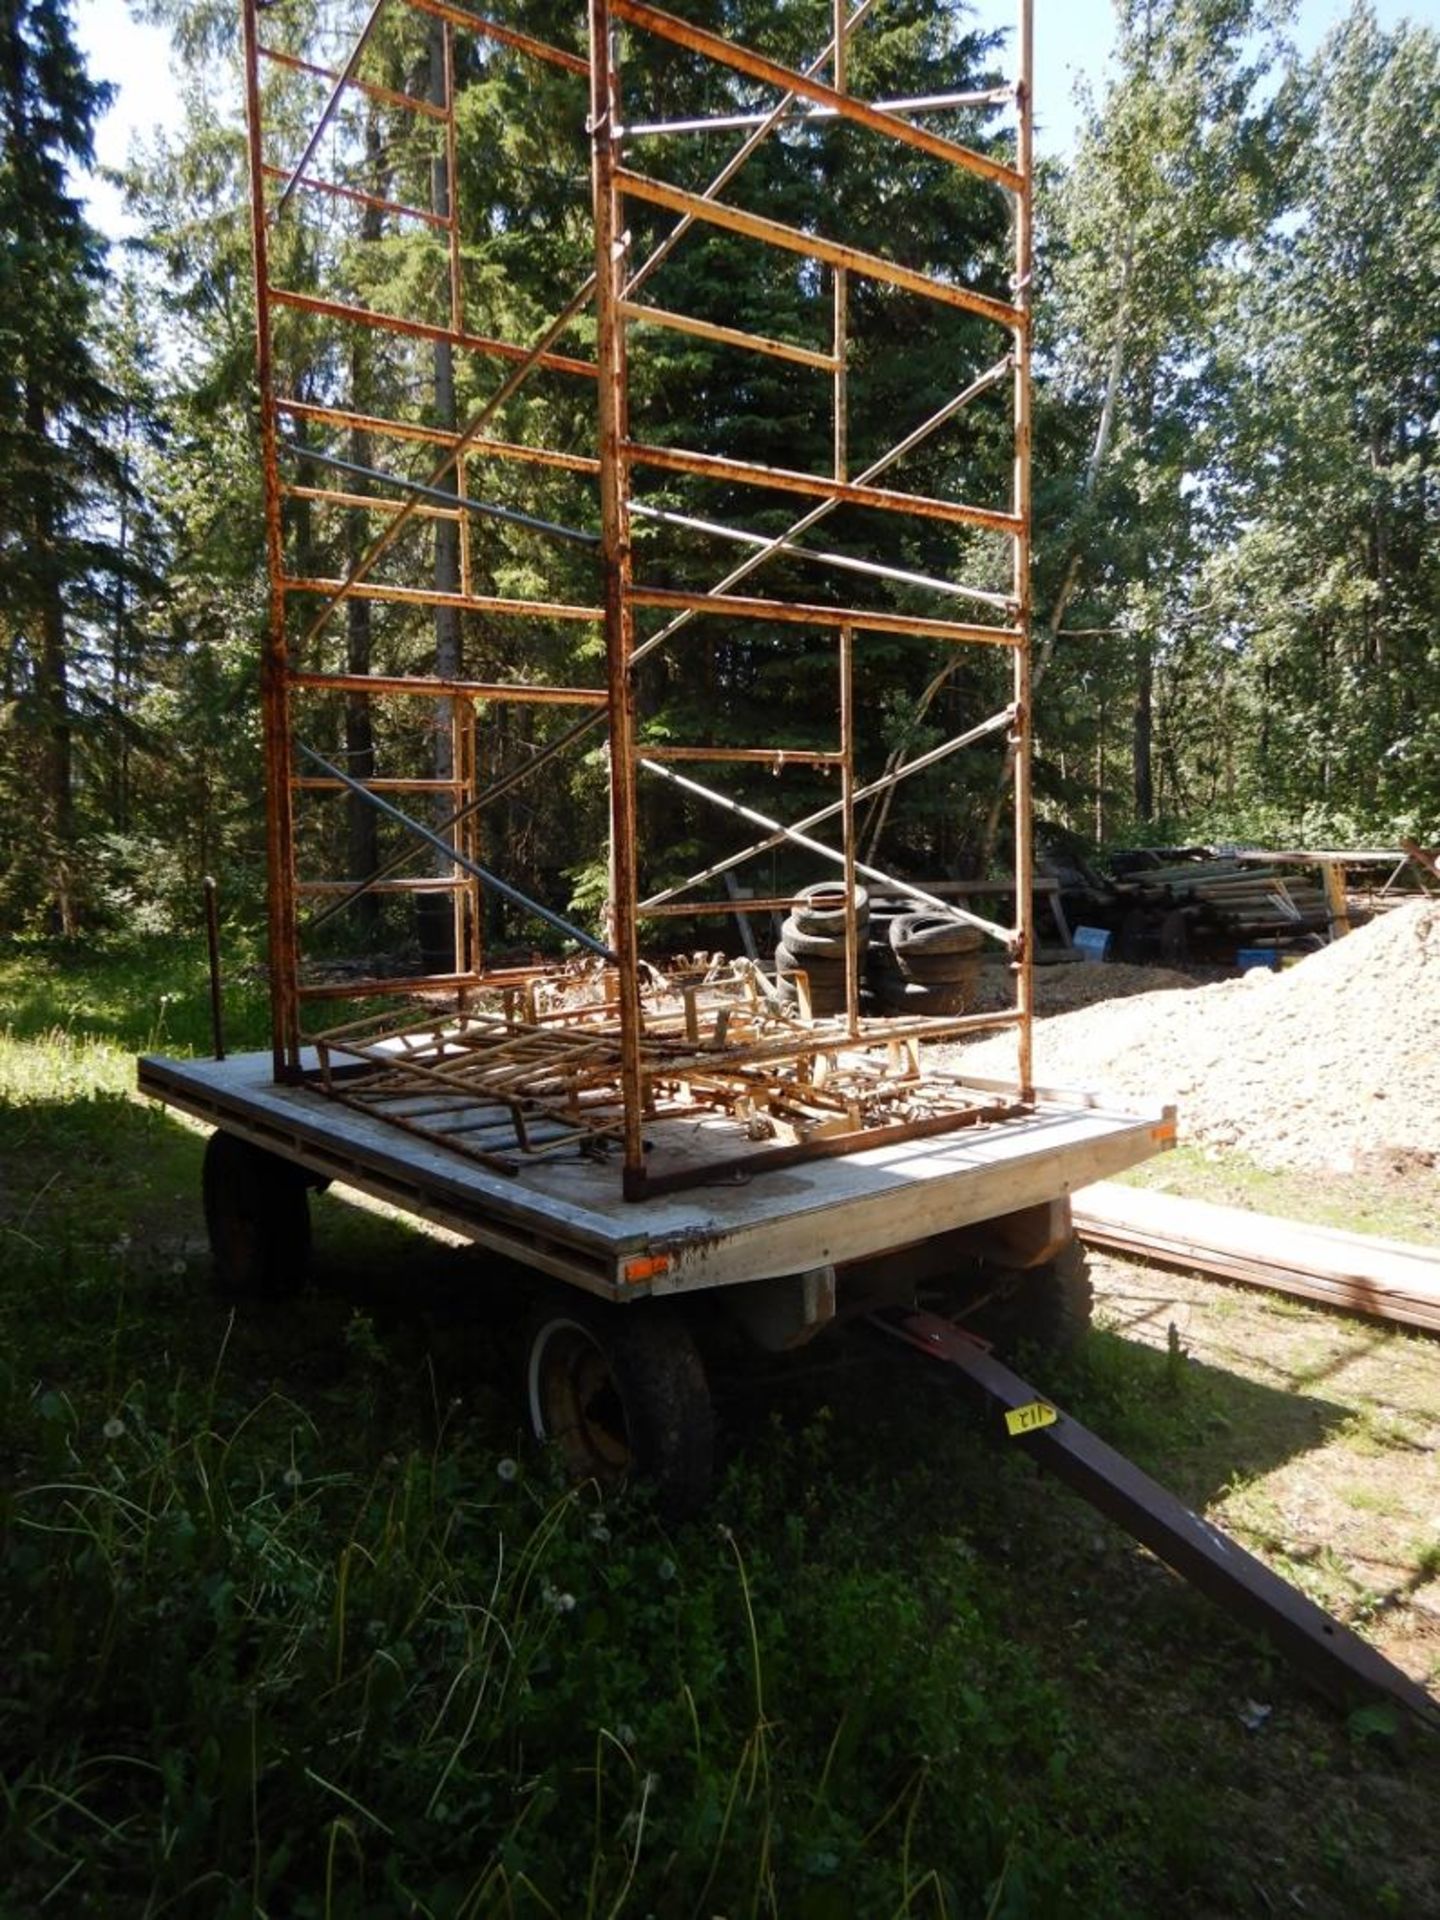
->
xmin=525 ymin=1296 xmax=715 ymax=1518
xmin=966 ymin=1238 xmax=1094 ymax=1357
xmin=889 ymin=911 xmax=984 ymax=958
xmin=888 ymin=952 xmax=979 ymax=984
xmin=202 ymin=1130 xmax=311 ymax=1301
xmin=778 ymin=914 xmax=868 ymax=961
xmin=776 ymin=942 xmax=846 ymax=976
xmin=789 ymin=883 xmax=869 ymax=937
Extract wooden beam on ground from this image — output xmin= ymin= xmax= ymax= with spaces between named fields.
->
xmin=1074 ymin=1183 xmax=1440 ymax=1335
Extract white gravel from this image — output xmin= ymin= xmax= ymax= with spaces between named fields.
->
xmin=947 ymin=901 xmax=1440 ymax=1175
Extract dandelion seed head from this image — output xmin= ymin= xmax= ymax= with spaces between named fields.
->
xmin=102 ymin=1416 xmax=125 ymax=1441
xmin=496 ymin=1457 xmax=519 ymax=1483
xmin=282 ymin=1467 xmax=303 ymax=1488
xmin=657 ymin=1557 xmax=676 ymax=1583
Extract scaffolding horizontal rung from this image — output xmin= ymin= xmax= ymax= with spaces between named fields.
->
xmin=624 ymin=441 xmax=1019 ymax=535
xmin=276 ymin=398 xmax=601 ymax=475
xmin=619 ymin=301 xmax=837 ymax=371
xmin=258 ymin=44 xmax=447 ymax=120
xmin=294 ymin=776 xmax=463 ymax=793
xmin=297 ymin=971 xmax=485 ymax=1002
xmin=404 ymin=0 xmax=588 ymax=75
xmin=261 ymin=164 xmax=447 ymax=229
xmin=616 ymin=170 xmax=1022 ymax=332
xmin=612 ymin=0 xmax=1023 ymax=195
xmin=290 ymin=671 xmax=608 ymax=705
xmin=637 ymin=746 xmax=845 ymax=767
xmin=297 ymin=877 xmax=469 ymax=895
xmin=282 ymin=577 xmax=604 ymax=621
xmin=282 ymin=482 xmax=460 ymax=523
xmin=628 ymin=587 xmax=1021 ymax=645
xmin=267 ymin=289 xmax=597 ymax=379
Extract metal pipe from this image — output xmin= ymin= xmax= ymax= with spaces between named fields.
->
xmin=294 ymin=0 xmax=882 ymax=653
xmin=283 ymin=443 xmax=600 ymax=546
xmin=202 ymin=876 xmax=225 ymax=1061
xmin=1012 ymin=0 xmax=1035 ymax=1097
xmin=266 ymin=287 xmax=596 ymax=379
xmin=296 ymin=742 xmax=617 ymax=959
xmin=622 ymin=89 xmax=1014 ymax=138
xmin=617 ymin=168 xmax=1023 ymax=331
xmin=628 ymin=502 xmax=1013 ymax=609
xmin=622 ymin=437 xmax=1021 ymax=535
xmin=589 ymin=0 xmax=648 ymax=1194
xmin=241 ymin=0 xmax=301 ymax=1078
xmin=631 ymin=357 xmax=1013 ymax=667
xmin=628 ymin=586 xmax=1018 ymax=647
xmin=611 ymin=0 xmax=1023 ymax=194
xmin=305 ymin=713 xmax=607 ymax=931
xmin=639 ymin=707 xmax=1016 ymax=909
xmin=272 ymin=0 xmax=391 ymax=223
xmin=639 ymin=757 xmax=1012 ymax=945
xmin=258 ymin=43 xmax=447 ymax=121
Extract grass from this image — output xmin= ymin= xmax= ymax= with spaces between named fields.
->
xmin=1119 ymin=1144 xmax=1440 ymax=1249
xmin=2 ymin=933 xmax=1439 ymax=1916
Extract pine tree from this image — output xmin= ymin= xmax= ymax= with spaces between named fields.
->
xmin=0 ymin=0 xmax=117 ymax=929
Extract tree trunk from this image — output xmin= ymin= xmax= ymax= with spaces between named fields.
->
xmin=1133 ymin=635 xmax=1154 ymax=822
xmin=27 ymin=381 xmax=75 ymax=931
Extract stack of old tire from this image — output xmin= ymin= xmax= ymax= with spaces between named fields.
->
xmin=774 ymin=883 xmax=868 ymax=1017
xmin=867 ymin=895 xmax=984 ymax=1016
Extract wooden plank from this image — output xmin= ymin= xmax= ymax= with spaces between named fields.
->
xmin=1075 ymin=1183 xmax=1440 ymax=1334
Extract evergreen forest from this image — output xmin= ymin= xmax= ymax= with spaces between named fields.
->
xmin=2 ymin=0 xmax=1437 ymax=946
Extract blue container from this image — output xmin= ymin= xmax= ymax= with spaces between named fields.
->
xmin=1073 ymin=925 xmax=1111 ymax=961
xmin=1237 ymin=947 xmax=1280 ymax=972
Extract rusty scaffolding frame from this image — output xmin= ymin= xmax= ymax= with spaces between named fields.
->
xmin=241 ymin=0 xmax=1037 ymax=1200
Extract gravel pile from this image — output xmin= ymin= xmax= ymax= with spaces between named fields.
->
xmin=946 ymin=901 xmax=1440 ymax=1174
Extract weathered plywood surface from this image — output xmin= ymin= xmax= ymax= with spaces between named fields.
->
xmin=141 ymin=1051 xmax=1170 ymax=1297
xmin=1076 ymin=1182 xmax=1440 ymax=1333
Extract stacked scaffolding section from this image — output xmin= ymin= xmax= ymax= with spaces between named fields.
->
xmin=242 ymin=0 xmax=1037 ymax=1199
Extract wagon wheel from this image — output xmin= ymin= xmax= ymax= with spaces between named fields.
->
xmin=201 ymin=1130 xmax=312 ymax=1301
xmin=962 ymin=1237 xmax=1094 ymax=1357
xmin=525 ymin=1296 xmax=714 ymax=1517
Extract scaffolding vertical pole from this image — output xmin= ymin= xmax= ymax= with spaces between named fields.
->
xmin=833 ymin=0 xmax=859 ymax=1037
xmin=1011 ymin=0 xmax=1035 ymax=1096
xmin=442 ymin=20 xmax=473 ymax=607
xmin=590 ymin=0 xmax=648 ymax=1195
xmin=242 ymin=0 xmax=301 ymax=1079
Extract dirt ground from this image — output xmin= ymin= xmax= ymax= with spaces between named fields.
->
xmin=1089 ymin=1250 xmax=1440 ymax=1695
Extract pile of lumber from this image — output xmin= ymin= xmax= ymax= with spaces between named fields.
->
xmin=1118 ymin=858 xmax=1330 ymax=934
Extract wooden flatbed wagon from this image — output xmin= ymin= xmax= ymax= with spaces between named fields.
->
xmin=140 ymin=1047 xmax=1175 ymax=1510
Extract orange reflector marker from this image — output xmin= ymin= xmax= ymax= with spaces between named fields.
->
xmin=1151 ymin=1119 xmax=1177 ymax=1145
xmin=623 ymin=1254 xmax=671 ymax=1284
